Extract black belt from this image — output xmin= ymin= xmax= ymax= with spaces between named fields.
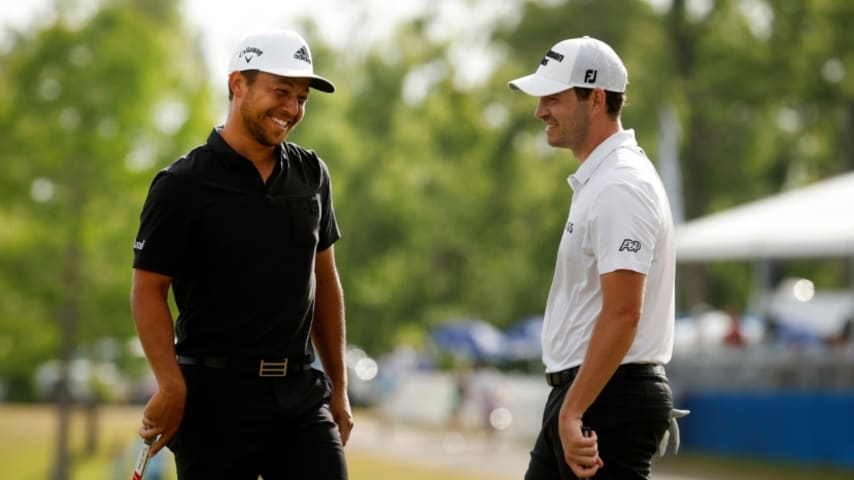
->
xmin=177 ymin=355 xmax=312 ymax=377
xmin=545 ymin=363 xmax=665 ymax=387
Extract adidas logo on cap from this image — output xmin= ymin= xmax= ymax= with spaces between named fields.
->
xmin=293 ymin=46 xmax=311 ymax=64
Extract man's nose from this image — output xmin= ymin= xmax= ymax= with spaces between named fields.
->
xmin=281 ymin=95 xmax=301 ymax=116
xmin=535 ymin=99 xmax=547 ymax=119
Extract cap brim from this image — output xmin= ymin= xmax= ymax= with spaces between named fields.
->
xmin=508 ymin=73 xmax=571 ymax=97
xmin=307 ymin=76 xmax=335 ymax=93
xmin=256 ymin=67 xmax=336 ymax=93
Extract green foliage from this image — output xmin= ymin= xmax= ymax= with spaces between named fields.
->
xmin=0 ymin=0 xmax=213 ymax=398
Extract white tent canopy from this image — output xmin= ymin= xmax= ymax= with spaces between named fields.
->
xmin=675 ymin=171 xmax=854 ymax=261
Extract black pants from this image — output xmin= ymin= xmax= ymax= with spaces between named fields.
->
xmin=525 ymin=366 xmax=672 ymax=480
xmin=169 ymin=364 xmax=348 ymax=480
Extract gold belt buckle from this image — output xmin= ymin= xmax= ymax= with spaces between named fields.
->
xmin=258 ymin=358 xmax=288 ymax=377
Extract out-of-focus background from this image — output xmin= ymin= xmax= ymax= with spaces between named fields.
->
xmin=1 ymin=0 xmax=853 ymax=479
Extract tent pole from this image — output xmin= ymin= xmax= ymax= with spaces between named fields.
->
xmin=750 ymin=259 xmax=773 ymax=315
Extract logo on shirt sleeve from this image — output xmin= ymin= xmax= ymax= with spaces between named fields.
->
xmin=133 ymin=240 xmax=146 ymax=251
xmin=618 ymin=239 xmax=641 ymax=253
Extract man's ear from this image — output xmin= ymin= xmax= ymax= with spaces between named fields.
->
xmin=228 ymin=71 xmax=245 ymax=98
xmin=591 ymin=88 xmax=607 ymax=111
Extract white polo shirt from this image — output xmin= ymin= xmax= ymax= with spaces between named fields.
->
xmin=542 ymin=129 xmax=675 ymax=373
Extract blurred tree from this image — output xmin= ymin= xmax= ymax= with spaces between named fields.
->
xmin=661 ymin=0 xmax=854 ymax=309
xmin=0 ymin=0 xmax=213 ymax=476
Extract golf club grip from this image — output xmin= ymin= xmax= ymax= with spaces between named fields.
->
xmin=131 ymin=438 xmax=153 ymax=480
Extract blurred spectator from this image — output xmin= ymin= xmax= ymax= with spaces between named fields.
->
xmin=828 ymin=315 xmax=853 ymax=356
xmin=447 ymin=363 xmax=471 ymax=431
xmin=469 ymin=361 xmax=503 ymax=438
xmin=722 ymin=308 xmax=746 ymax=347
xmin=763 ymin=313 xmax=822 ymax=349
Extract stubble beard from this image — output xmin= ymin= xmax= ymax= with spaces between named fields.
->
xmin=241 ymin=99 xmax=285 ymax=147
xmin=563 ymin=108 xmax=590 ymax=153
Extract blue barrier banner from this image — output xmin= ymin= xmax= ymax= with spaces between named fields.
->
xmin=679 ymin=390 xmax=854 ymax=469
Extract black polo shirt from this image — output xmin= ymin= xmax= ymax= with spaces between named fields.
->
xmin=133 ymin=128 xmax=340 ymax=359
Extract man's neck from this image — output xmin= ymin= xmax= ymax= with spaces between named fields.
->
xmin=574 ymin=121 xmax=622 ymax=163
xmin=220 ymin=121 xmax=278 ymax=182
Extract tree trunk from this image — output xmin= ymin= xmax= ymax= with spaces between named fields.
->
xmin=85 ymin=398 xmax=99 ymax=456
xmin=53 ymin=163 xmax=85 ymax=479
xmin=52 ymin=242 xmax=80 ymax=479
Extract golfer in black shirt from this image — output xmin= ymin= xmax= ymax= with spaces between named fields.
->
xmin=131 ymin=30 xmax=351 ymax=479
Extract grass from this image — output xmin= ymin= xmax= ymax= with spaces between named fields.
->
xmin=350 ymin=455 xmax=505 ymax=480
xmin=0 ymin=404 xmax=148 ymax=480
xmin=0 ymin=404 xmax=506 ymax=480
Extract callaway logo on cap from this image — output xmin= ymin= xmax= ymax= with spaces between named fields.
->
xmin=508 ymin=36 xmax=627 ymax=96
xmin=228 ymin=30 xmax=335 ymax=93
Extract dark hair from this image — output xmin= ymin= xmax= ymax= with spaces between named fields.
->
xmin=573 ymin=87 xmax=625 ymax=119
xmin=228 ymin=70 xmax=260 ymax=100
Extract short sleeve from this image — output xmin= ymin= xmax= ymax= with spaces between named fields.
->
xmin=316 ymin=158 xmax=341 ymax=252
xmin=590 ymin=181 xmax=659 ymax=275
xmin=132 ymin=170 xmax=193 ymax=276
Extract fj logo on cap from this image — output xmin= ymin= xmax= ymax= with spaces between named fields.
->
xmin=293 ymin=46 xmax=311 ymax=64
xmin=540 ymin=49 xmax=565 ymax=66
xmin=238 ymin=46 xmax=263 ymax=64
xmin=584 ymin=69 xmax=598 ymax=83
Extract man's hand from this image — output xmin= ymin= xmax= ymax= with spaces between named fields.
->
xmin=329 ymin=390 xmax=354 ymax=445
xmin=559 ymin=416 xmax=604 ymax=478
xmin=140 ymin=384 xmax=187 ymax=456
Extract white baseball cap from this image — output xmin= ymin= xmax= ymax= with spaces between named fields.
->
xmin=228 ymin=30 xmax=335 ymax=93
xmin=508 ymin=36 xmax=627 ymax=96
